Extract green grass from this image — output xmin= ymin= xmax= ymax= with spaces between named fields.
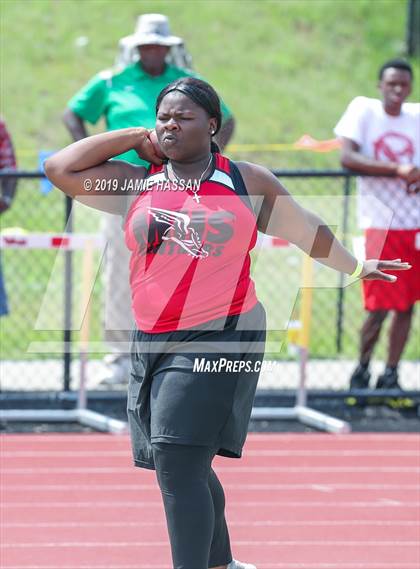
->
xmin=1 ymin=0 xmax=417 ymax=169
xmin=0 ymin=0 xmax=418 ymax=361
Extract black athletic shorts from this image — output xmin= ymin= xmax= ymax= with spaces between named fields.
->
xmin=127 ymin=301 xmax=266 ymax=470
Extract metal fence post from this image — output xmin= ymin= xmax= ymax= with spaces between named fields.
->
xmin=63 ymin=195 xmax=73 ymax=391
xmin=336 ymin=175 xmax=351 ymax=353
xmin=406 ymin=0 xmax=420 ymax=56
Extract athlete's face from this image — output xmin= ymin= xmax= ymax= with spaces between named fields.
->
xmin=155 ymin=91 xmax=217 ymax=160
xmin=379 ymin=68 xmax=412 ymax=115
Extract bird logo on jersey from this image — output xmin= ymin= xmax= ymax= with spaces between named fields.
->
xmin=147 ymin=207 xmax=209 ymax=259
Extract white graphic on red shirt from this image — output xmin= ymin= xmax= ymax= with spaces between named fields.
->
xmin=374 ymin=131 xmax=414 ymax=164
xmin=147 ymin=207 xmax=209 ymax=259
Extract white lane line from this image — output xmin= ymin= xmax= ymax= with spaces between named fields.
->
xmin=243 ymin=565 xmax=420 ymax=569
xmin=2 ymin=466 xmax=420 ymax=474
xmin=245 ymin=450 xmax=420 ymax=456
xmin=2 ymin=449 xmax=419 ymax=457
xmin=2 ymin=565 xmax=420 ymax=569
xmin=0 ymin=464 xmax=420 ymax=476
xmin=2 ymin=432 xmax=418 ymax=440
xmin=0 ymin=468 xmax=140 ymax=474
xmin=223 ymin=466 xmax=420 ymax=472
xmin=2 ymin=483 xmax=419 ymax=491
xmin=3 ymin=520 xmax=419 ymax=528
xmin=2 ymin=540 xmax=419 ymax=548
xmin=2 ymin=500 xmax=419 ymax=508
xmin=1 ymin=451 xmax=131 ymax=457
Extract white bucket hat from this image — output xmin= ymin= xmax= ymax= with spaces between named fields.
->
xmin=122 ymin=13 xmax=183 ymax=48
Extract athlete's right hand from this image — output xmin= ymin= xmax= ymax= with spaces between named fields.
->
xmin=148 ymin=130 xmax=167 ymax=161
xmin=132 ymin=129 xmax=165 ymax=166
xmin=360 ymin=258 xmax=412 ymax=282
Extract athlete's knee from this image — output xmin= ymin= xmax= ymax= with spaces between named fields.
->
xmin=209 ymin=468 xmax=226 ymax=516
xmin=152 ymin=442 xmax=186 ymax=491
xmin=152 ymin=442 xmax=214 ymax=492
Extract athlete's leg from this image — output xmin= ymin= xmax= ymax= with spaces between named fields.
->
xmin=152 ymin=442 xmax=218 ymax=569
xmin=208 ymin=467 xmax=233 ymax=568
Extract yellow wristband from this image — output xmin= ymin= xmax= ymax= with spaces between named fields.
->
xmin=350 ymin=260 xmax=364 ymax=279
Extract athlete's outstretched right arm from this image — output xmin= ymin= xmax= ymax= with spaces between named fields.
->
xmin=239 ymin=161 xmax=411 ymax=282
xmin=44 ymin=128 xmax=163 ymax=215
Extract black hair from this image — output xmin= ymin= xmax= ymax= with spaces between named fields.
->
xmin=378 ymin=59 xmax=413 ymax=80
xmin=156 ymin=77 xmax=222 ymax=153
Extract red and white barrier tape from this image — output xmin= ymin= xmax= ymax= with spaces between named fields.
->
xmin=0 ymin=233 xmax=105 ymax=250
xmin=1 ymin=232 xmax=290 ymax=250
xmin=257 ymin=234 xmax=290 ymax=248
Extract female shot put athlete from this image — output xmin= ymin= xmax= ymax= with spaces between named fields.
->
xmin=45 ymin=78 xmax=410 ymax=569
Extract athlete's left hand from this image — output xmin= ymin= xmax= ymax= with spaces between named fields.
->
xmin=360 ymin=259 xmax=412 ymax=282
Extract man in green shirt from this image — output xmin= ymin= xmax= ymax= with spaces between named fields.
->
xmin=63 ymin=14 xmax=235 ymax=385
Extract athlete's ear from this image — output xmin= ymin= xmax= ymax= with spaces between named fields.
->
xmin=209 ymin=118 xmax=217 ymax=135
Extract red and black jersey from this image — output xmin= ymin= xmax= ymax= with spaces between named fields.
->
xmin=124 ymin=153 xmax=259 ymax=332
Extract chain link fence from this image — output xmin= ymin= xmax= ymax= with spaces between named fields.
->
xmin=0 ymin=171 xmax=418 ymax=397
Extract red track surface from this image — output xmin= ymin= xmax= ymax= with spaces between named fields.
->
xmin=1 ymin=433 xmax=419 ymax=569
